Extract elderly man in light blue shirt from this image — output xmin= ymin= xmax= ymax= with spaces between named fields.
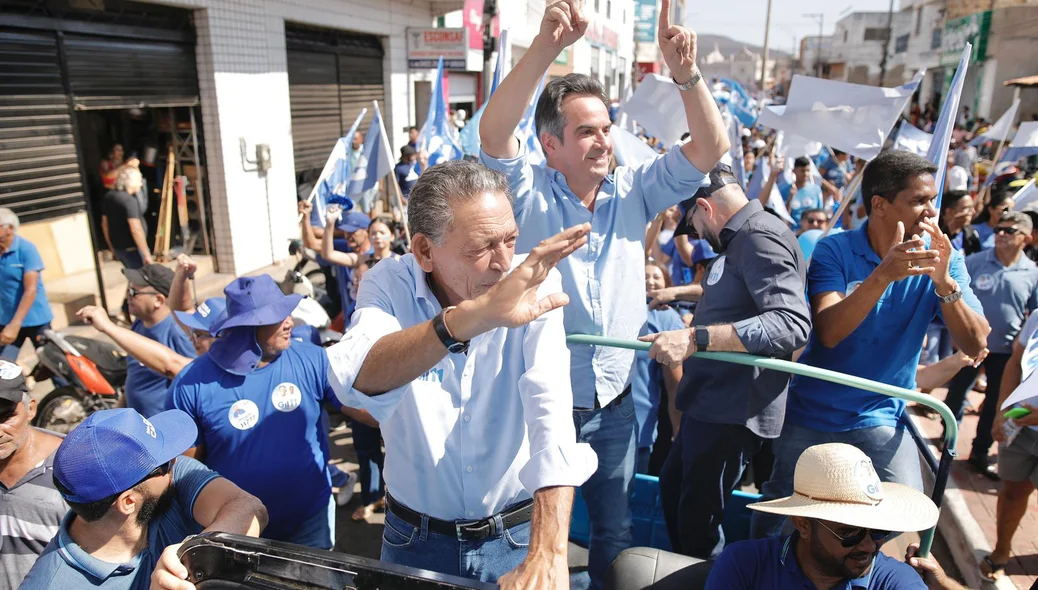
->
xmin=478 ymin=1 xmax=729 ymax=586
xmin=328 ymin=161 xmax=597 ymax=590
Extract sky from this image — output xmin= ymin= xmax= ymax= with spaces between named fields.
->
xmin=686 ymin=0 xmax=898 ymax=55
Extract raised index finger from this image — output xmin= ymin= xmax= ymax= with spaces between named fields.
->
xmin=658 ymin=0 xmax=671 ymax=35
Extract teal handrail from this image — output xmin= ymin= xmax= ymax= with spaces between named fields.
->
xmin=566 ymin=334 xmax=957 ymax=557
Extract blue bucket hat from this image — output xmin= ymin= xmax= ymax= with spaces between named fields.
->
xmin=53 ymin=408 xmax=196 ymax=503
xmin=174 ymin=297 xmax=227 ymax=332
xmin=210 ymin=275 xmax=302 ymax=335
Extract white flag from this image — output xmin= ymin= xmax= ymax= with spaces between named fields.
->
xmin=622 ymin=74 xmax=686 ymax=147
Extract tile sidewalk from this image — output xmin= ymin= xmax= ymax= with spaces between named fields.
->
xmin=911 ymin=387 xmax=1038 ymax=590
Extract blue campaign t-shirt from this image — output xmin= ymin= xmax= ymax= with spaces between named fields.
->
xmin=786 ymin=183 xmax=824 ymax=226
xmin=788 ymin=222 xmax=983 ymax=432
xmin=0 ymin=235 xmax=54 ymax=327
xmin=632 ymin=307 xmax=686 ymax=449
xmin=822 ymin=161 xmax=849 ymax=190
xmin=661 ymin=238 xmax=694 ymax=285
xmin=168 ymin=342 xmax=337 ymax=540
xmin=705 ymin=533 xmax=927 ymax=590
xmin=394 ymin=161 xmax=419 ymax=197
xmin=125 ymin=314 xmax=196 ymax=418
xmin=19 ymin=457 xmax=218 ymax=590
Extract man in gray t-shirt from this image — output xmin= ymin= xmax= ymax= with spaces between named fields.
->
xmin=945 ymin=211 xmax=1038 ymax=478
xmin=0 ymin=361 xmax=65 ymax=590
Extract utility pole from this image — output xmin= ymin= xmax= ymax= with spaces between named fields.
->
xmin=760 ymin=0 xmax=773 ymax=91
xmin=877 ymin=0 xmax=895 ymax=86
xmin=803 ymin=13 xmax=824 ymax=77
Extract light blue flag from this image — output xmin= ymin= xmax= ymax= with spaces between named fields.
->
xmin=347 ymin=102 xmax=392 ymax=195
xmin=460 ymin=31 xmax=509 ymax=156
xmin=892 ymin=120 xmax=933 ymax=156
xmin=519 ymin=75 xmax=547 ymax=167
xmin=926 ymin=43 xmax=970 ymax=211
xmin=984 ymin=121 xmax=1038 ymax=187
xmin=721 ymin=77 xmax=758 ymax=128
xmin=418 ymin=56 xmax=463 ymax=166
xmin=307 ymin=109 xmax=367 ymax=225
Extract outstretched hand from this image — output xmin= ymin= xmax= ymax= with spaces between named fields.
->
xmin=658 ymin=0 xmax=699 ymax=82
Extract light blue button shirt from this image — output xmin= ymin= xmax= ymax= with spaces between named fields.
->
xmin=480 ymin=144 xmax=708 ymax=407
xmin=327 ymin=254 xmax=598 ymax=520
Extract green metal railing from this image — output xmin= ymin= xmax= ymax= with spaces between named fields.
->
xmin=567 ymin=334 xmax=958 ymax=557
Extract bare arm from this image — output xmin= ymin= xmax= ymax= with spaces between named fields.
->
xmin=648 ymin=283 xmax=703 ymax=310
xmin=77 ymin=306 xmax=193 ymax=378
xmin=193 ymin=477 xmax=268 ymax=536
xmin=341 ymin=405 xmax=379 ymax=428
xmin=646 ymin=214 xmax=667 ymax=261
xmin=101 ymin=215 xmax=115 ymax=253
xmin=168 ymin=254 xmax=196 ymax=313
xmin=663 ymin=363 xmax=682 ymax=436
xmin=498 ymin=487 xmax=573 ymax=590
xmin=127 ymin=218 xmax=153 ymax=264
xmin=321 ymin=217 xmax=361 ymax=268
xmin=759 ymin=155 xmax=782 ymax=209
xmin=915 ymin=350 xmax=983 ymax=391
xmin=675 ymin=234 xmax=694 ymax=267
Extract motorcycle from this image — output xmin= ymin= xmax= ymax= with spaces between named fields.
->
xmin=30 ymin=329 xmax=125 ymax=433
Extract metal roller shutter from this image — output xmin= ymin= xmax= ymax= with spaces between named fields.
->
xmin=286 ymin=24 xmax=385 ymax=177
xmin=63 ymin=33 xmax=199 ymax=110
xmin=0 ymin=27 xmax=86 ymax=222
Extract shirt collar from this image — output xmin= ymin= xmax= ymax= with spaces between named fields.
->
xmin=779 ymin=533 xmax=876 ymax=589
xmin=988 ymin=247 xmax=1035 ymax=271
xmin=718 ymin=200 xmax=762 ymax=251
xmin=56 ymin=512 xmax=141 ymax=581
xmin=1 ymin=235 xmax=22 ymax=256
xmin=404 ymin=254 xmax=440 ymax=311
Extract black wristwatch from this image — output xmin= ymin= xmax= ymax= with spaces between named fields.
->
xmin=433 ymin=306 xmax=469 ymax=354
xmin=693 ymin=326 xmax=710 ymax=352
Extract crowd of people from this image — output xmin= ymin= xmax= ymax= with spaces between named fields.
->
xmin=4 ymin=1 xmax=1038 ymax=589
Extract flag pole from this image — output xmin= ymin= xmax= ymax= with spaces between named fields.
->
xmin=822 ymin=166 xmax=866 ymax=238
xmin=296 ymin=109 xmax=368 ymax=223
xmin=374 ymin=100 xmax=411 ymax=246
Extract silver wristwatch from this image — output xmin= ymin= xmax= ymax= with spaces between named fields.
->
xmin=936 ymin=285 xmax=963 ymax=304
xmin=673 ymin=69 xmax=703 ymax=91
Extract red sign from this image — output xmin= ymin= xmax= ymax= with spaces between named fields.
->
xmin=636 ymin=62 xmax=660 ymax=82
xmin=464 ymin=0 xmax=485 ymax=51
xmin=585 ymin=18 xmax=619 ymax=51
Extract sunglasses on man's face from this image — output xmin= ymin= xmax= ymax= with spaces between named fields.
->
xmin=127 ymin=287 xmax=160 ymax=299
xmin=994 ymin=226 xmax=1021 ymax=236
xmin=816 ymin=519 xmax=892 ymax=548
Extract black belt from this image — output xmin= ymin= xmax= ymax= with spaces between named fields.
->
xmin=576 ymin=384 xmax=632 ymax=411
xmin=385 ymin=494 xmax=533 ymax=542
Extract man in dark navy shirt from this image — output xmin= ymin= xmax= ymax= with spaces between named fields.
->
xmin=706 ymin=443 xmax=963 ymax=590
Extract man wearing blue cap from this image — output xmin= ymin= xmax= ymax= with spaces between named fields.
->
xmin=167 ymin=274 xmax=343 ymax=549
xmin=19 ymin=408 xmax=267 ymax=590
xmin=120 ymin=264 xmax=196 ymax=417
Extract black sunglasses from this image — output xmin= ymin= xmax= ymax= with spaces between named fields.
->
xmin=128 ymin=287 xmax=160 ymax=298
xmin=816 ymin=519 xmax=892 ymax=548
xmin=136 ymin=459 xmax=175 ymax=485
xmin=994 ymin=226 xmax=1020 ymax=235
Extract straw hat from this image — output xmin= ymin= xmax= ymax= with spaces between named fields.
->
xmin=748 ymin=443 xmax=939 ymax=533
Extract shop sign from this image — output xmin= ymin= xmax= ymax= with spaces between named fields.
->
xmin=941 ymin=10 xmax=990 ymax=66
xmin=408 ymin=28 xmax=468 ymax=69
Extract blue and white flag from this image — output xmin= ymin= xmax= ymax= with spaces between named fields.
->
xmin=306 ymin=109 xmax=367 ymax=223
xmin=984 ymin=121 xmax=1038 ymax=187
xmin=758 ymin=72 xmax=923 ymax=161
xmin=460 ymin=31 xmax=510 ymax=156
xmin=347 ymin=102 xmax=393 ymax=195
xmin=723 ymin=109 xmax=746 ymax=188
xmin=519 ymin=75 xmax=547 ymax=167
xmin=969 ymin=99 xmax=1019 ymax=147
xmin=1011 ymin=178 xmax=1038 ymax=212
xmin=892 ymin=120 xmax=933 ymax=156
xmin=926 ymin=44 xmax=970 ymax=210
xmin=720 ymin=77 xmax=758 ymax=128
xmin=611 ymin=125 xmax=659 ymax=167
xmin=418 ymin=56 xmax=463 ymax=166
xmin=746 ymin=158 xmax=794 ymax=226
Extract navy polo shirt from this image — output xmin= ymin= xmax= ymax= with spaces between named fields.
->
xmin=705 ymin=533 xmax=926 ymax=589
xmin=124 ymin=314 xmax=196 ymax=418
xmin=963 ymin=249 xmax=1038 ymax=354
xmin=788 ymin=222 xmax=983 ymax=432
xmin=19 ymin=457 xmax=218 ymax=590
xmin=167 ymin=341 xmax=338 ymax=541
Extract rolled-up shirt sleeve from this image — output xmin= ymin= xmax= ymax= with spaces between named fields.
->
xmin=480 ymin=141 xmax=536 ymax=214
xmin=730 ymin=229 xmax=812 ymax=357
xmin=626 ymin=147 xmax=710 ymax=219
xmin=516 ymin=270 xmax=598 ymax=493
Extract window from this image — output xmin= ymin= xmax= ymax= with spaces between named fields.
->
xmin=594 ymin=0 xmax=600 ymax=11
xmin=606 ymin=0 xmax=611 ymax=19
xmin=843 ymin=30 xmax=848 ymax=43
xmin=931 ymin=28 xmax=942 ymax=49
xmin=895 ymin=33 xmax=909 ymax=53
xmin=863 ymin=28 xmax=889 ymax=42
xmin=590 ymin=46 xmax=601 ymax=80
xmin=915 ymin=7 xmax=923 ymax=36
xmin=618 ymin=57 xmax=627 ymax=97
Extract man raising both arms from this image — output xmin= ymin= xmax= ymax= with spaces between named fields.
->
xmin=479 ymin=1 xmax=728 ymax=587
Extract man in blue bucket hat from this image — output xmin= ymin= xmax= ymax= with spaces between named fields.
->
xmin=19 ymin=408 xmax=266 ymax=590
xmin=167 ymin=274 xmax=344 ymax=549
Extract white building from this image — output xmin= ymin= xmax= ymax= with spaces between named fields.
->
xmin=696 ymin=44 xmax=781 ymax=91
xmin=828 ymin=10 xmax=912 ymax=85
xmin=885 ymin=0 xmax=945 ymax=104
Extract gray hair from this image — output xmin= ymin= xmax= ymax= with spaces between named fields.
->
xmin=535 ymin=74 xmax=608 ymax=144
xmin=0 ymin=207 xmax=18 ymax=230
xmin=406 ymin=161 xmax=513 ymax=245
xmin=113 ymin=167 xmax=142 ymax=192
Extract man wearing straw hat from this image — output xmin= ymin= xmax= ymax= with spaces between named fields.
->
xmin=706 ymin=443 xmax=965 ymax=590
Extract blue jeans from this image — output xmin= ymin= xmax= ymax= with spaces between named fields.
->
xmin=352 ymin=422 xmax=385 ymax=505
xmin=380 ymin=507 xmax=529 ymax=583
xmin=281 ymin=496 xmax=335 ymax=549
xmin=659 ymin=417 xmax=761 ymax=559
xmin=571 ymin=393 xmax=637 ymax=590
xmin=635 ymin=447 xmax=651 ymax=475
xmin=751 ymin=421 xmax=924 ymax=539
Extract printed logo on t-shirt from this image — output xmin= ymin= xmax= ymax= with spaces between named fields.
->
xmin=846 ymin=280 xmax=862 ymax=296
xmin=706 ymin=255 xmax=726 ymax=286
xmin=271 ymin=382 xmax=302 ymax=413
xmin=974 ymin=273 xmax=995 ymax=291
xmin=228 ymin=399 xmax=260 ymax=430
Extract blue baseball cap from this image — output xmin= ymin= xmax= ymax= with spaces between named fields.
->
xmin=338 ymin=211 xmax=372 ymax=234
xmin=53 ymin=408 xmax=196 ymax=503
xmin=174 ymin=297 xmax=227 ymax=332
xmin=210 ymin=275 xmax=302 ymax=335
